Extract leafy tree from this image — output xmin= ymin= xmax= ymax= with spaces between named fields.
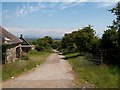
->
xmin=102 ymin=29 xmax=118 ymax=49
xmin=109 ymin=2 xmax=120 ymax=31
xmin=74 ymin=25 xmax=99 ymax=53
xmin=61 ymin=25 xmax=99 ymax=54
xmin=101 ymin=29 xmax=119 ymax=64
xmin=44 ymin=36 xmax=53 ymax=45
xmin=61 ymin=32 xmax=77 ymax=53
xmin=101 ymin=2 xmax=120 ymax=65
xmin=109 ymin=1 xmax=120 ymax=47
xmin=52 ymin=40 xmax=61 ymax=49
xmin=33 ymin=36 xmax=53 ymax=51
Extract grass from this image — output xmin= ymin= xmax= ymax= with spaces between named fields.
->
xmin=65 ymin=53 xmax=119 ymax=88
xmin=64 ymin=52 xmax=80 ymax=59
xmin=2 ymin=50 xmax=52 ymax=81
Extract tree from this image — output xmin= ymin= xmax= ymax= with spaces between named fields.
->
xmin=44 ymin=36 xmax=53 ymax=45
xmin=52 ymin=40 xmax=61 ymax=49
xmin=101 ymin=2 xmax=120 ymax=65
xmin=109 ymin=1 xmax=120 ymax=46
xmin=74 ymin=25 xmax=99 ymax=53
xmin=102 ymin=29 xmax=118 ymax=49
xmin=101 ymin=29 xmax=119 ymax=64
xmin=109 ymin=2 xmax=120 ymax=30
xmin=33 ymin=36 xmax=53 ymax=51
xmin=61 ymin=33 xmax=75 ymax=53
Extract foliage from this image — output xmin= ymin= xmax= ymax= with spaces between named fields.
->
xmin=21 ymin=55 xmax=29 ymax=60
xmin=102 ymin=29 xmax=118 ymax=49
xmin=84 ymin=52 xmax=93 ymax=61
xmin=33 ymin=36 xmax=53 ymax=51
xmin=44 ymin=36 xmax=53 ymax=45
xmin=109 ymin=1 xmax=120 ymax=31
xmin=109 ymin=1 xmax=120 ymax=48
xmin=74 ymin=25 xmax=99 ymax=53
xmin=100 ymin=2 xmax=120 ymax=65
xmin=52 ymin=40 xmax=61 ymax=49
xmin=61 ymin=25 xmax=99 ymax=54
xmin=61 ymin=32 xmax=77 ymax=53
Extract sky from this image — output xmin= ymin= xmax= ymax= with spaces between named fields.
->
xmin=1 ymin=0 xmax=119 ymax=38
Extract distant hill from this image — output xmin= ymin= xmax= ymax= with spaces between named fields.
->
xmin=24 ymin=37 xmax=62 ymax=42
xmin=24 ymin=38 xmax=38 ymax=42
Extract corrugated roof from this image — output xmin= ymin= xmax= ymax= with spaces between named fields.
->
xmin=0 ymin=26 xmax=22 ymax=44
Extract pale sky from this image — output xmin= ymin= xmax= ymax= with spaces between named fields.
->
xmin=1 ymin=0 xmax=119 ymax=38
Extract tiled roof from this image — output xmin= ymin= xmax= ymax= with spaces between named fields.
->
xmin=0 ymin=26 xmax=22 ymax=44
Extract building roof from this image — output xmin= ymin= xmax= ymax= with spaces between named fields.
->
xmin=19 ymin=34 xmax=30 ymax=45
xmin=0 ymin=26 xmax=22 ymax=44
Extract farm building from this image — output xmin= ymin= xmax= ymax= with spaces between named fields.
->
xmin=19 ymin=34 xmax=35 ymax=52
xmin=0 ymin=26 xmax=22 ymax=64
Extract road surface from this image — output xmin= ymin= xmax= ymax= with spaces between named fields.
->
xmin=2 ymin=52 xmax=76 ymax=88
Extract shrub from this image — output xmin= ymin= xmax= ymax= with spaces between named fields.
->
xmin=84 ymin=52 xmax=93 ymax=61
xmin=21 ymin=55 xmax=29 ymax=60
xmin=28 ymin=50 xmax=38 ymax=54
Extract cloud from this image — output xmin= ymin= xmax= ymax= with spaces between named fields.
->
xmin=3 ymin=0 xmax=119 ymax=18
xmin=14 ymin=0 xmax=119 ymax=16
xmin=16 ymin=2 xmax=48 ymax=16
xmin=59 ymin=2 xmax=82 ymax=10
xmin=14 ymin=2 xmax=83 ymax=17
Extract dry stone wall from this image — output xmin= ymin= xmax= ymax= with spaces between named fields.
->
xmin=6 ymin=44 xmax=21 ymax=62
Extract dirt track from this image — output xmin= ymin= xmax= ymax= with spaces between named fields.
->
xmin=2 ymin=52 xmax=76 ymax=88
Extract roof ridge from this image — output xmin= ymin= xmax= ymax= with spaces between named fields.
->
xmin=0 ymin=26 xmax=22 ymax=44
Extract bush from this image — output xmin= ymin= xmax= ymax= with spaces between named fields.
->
xmin=84 ymin=52 xmax=93 ymax=61
xmin=28 ymin=50 xmax=38 ymax=54
xmin=21 ymin=55 xmax=29 ymax=60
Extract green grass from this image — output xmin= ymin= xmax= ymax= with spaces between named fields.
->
xmin=64 ymin=53 xmax=80 ymax=59
xmin=2 ymin=50 xmax=51 ymax=81
xmin=66 ymin=53 xmax=119 ymax=88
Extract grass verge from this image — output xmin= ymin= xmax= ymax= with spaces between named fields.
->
xmin=65 ymin=53 xmax=119 ymax=88
xmin=2 ymin=50 xmax=51 ymax=81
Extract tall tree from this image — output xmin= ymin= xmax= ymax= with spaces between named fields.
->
xmin=101 ymin=2 xmax=120 ymax=65
xmin=74 ymin=25 xmax=99 ymax=53
xmin=109 ymin=1 xmax=120 ymax=46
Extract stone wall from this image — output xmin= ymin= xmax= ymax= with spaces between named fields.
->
xmin=6 ymin=44 xmax=21 ymax=63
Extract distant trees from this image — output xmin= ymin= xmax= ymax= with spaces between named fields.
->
xmin=32 ymin=36 xmax=53 ymax=51
xmin=52 ymin=40 xmax=61 ymax=50
xmin=32 ymin=36 xmax=61 ymax=51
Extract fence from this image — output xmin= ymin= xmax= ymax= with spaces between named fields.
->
xmin=92 ymin=49 xmax=119 ymax=65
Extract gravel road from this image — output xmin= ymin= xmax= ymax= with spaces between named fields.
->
xmin=2 ymin=52 xmax=76 ymax=88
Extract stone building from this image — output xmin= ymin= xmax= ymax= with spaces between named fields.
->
xmin=19 ymin=34 xmax=35 ymax=53
xmin=0 ymin=26 xmax=22 ymax=64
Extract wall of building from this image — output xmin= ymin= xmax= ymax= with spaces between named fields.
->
xmin=5 ymin=44 xmax=21 ymax=63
